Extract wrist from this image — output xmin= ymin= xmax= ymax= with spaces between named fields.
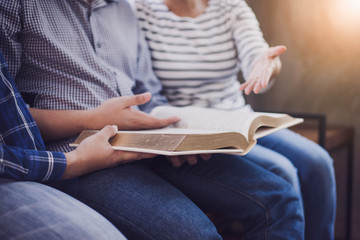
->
xmin=79 ymin=109 xmax=99 ymax=130
xmin=62 ymin=151 xmax=79 ymax=179
xmin=273 ymin=57 xmax=282 ymax=77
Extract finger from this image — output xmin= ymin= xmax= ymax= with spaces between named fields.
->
xmin=133 ymin=153 xmax=157 ymax=160
xmin=116 ymin=151 xmax=155 ymax=162
xmin=139 ymin=153 xmax=157 ymax=159
xmin=128 ymin=110 xmax=180 ymax=129
xmin=168 ymin=156 xmax=183 ymax=167
xmin=244 ymin=78 xmax=258 ymax=95
xmin=267 ymin=45 xmax=286 ymax=58
xmin=97 ymin=125 xmax=118 ymax=141
xmin=239 ymin=81 xmax=250 ymax=91
xmin=200 ymin=154 xmax=211 ymax=160
xmin=185 ymin=155 xmax=198 ymax=165
xmin=146 ymin=116 xmax=181 ymax=129
xmin=253 ymin=81 xmax=262 ymax=94
xmin=118 ymin=92 xmax=152 ymax=109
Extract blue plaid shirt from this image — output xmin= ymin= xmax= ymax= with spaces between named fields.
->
xmin=0 ymin=51 xmax=66 ymax=181
xmin=0 ymin=0 xmax=168 ymax=152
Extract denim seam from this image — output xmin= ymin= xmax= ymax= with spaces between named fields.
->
xmin=155 ymin=170 xmax=270 ymax=240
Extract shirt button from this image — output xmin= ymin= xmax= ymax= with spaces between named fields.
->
xmin=97 ymin=42 xmax=102 ymax=48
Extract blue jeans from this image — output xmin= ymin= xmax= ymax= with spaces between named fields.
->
xmin=0 ymin=178 xmax=126 ymax=240
xmin=51 ymin=154 xmax=304 ymax=240
xmin=246 ymin=129 xmax=336 ymax=240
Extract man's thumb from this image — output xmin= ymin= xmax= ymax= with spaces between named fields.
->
xmin=98 ymin=125 xmax=118 ymax=140
xmin=122 ymin=92 xmax=152 ymax=108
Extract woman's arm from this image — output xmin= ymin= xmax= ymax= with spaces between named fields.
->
xmin=230 ymin=0 xmax=285 ymax=94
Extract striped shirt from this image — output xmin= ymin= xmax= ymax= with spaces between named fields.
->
xmin=0 ymin=50 xmax=66 ymax=181
xmin=0 ymin=0 xmax=167 ymax=152
xmin=135 ymin=0 xmax=269 ymax=110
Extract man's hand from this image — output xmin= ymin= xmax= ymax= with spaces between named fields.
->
xmin=239 ymin=46 xmax=286 ymax=95
xmin=167 ymin=154 xmax=212 ymax=167
xmin=89 ymin=92 xmax=180 ymax=130
xmin=62 ymin=125 xmax=155 ymax=179
xmin=31 ymin=92 xmax=180 ymax=142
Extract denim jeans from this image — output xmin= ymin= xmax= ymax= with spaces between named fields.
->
xmin=51 ymin=154 xmax=304 ymax=240
xmin=247 ymin=129 xmax=336 ymax=240
xmin=0 ymin=178 xmax=126 ymax=240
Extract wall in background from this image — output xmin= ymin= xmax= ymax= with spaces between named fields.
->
xmin=246 ymin=0 xmax=360 ymax=239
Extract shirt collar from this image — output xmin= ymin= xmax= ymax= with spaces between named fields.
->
xmin=82 ymin=0 xmax=119 ymax=6
xmin=87 ymin=0 xmax=119 ymax=9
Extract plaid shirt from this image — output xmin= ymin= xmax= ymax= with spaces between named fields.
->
xmin=0 ymin=51 xmax=66 ymax=181
xmin=0 ymin=0 xmax=168 ymax=152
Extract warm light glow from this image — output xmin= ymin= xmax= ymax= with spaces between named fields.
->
xmin=331 ymin=0 xmax=360 ymax=18
xmin=329 ymin=0 xmax=360 ymax=33
xmin=348 ymin=0 xmax=360 ymax=10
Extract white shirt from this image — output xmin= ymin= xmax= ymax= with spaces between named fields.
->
xmin=135 ymin=0 xmax=269 ymax=110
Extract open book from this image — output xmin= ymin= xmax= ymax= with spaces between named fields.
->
xmin=70 ymin=106 xmax=303 ymax=156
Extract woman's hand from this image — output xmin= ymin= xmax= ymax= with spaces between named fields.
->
xmin=239 ymin=46 xmax=286 ymax=95
xmin=62 ymin=125 xmax=155 ymax=179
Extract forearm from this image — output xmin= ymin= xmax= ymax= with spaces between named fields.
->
xmin=61 ymin=125 xmax=156 ymax=180
xmin=232 ymin=1 xmax=269 ymax=80
xmin=29 ymin=108 xmax=96 ymax=142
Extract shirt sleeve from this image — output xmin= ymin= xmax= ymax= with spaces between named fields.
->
xmin=132 ymin=17 xmax=169 ymax=113
xmin=0 ymin=0 xmax=23 ymax=78
xmin=0 ymin=144 xmax=67 ymax=182
xmin=231 ymin=0 xmax=269 ymax=81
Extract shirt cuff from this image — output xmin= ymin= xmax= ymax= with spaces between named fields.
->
xmin=26 ymin=150 xmax=67 ymax=181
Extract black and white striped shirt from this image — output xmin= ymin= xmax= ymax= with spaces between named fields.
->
xmin=135 ymin=0 xmax=269 ymax=110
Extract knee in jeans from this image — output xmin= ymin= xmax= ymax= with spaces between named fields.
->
xmin=305 ymin=148 xmax=334 ymax=177
xmin=268 ymin=184 xmax=304 ymax=224
xmin=271 ymin=161 xmax=299 ymax=188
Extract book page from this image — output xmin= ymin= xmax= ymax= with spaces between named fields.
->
xmin=253 ymin=117 xmax=304 ymax=139
xmin=70 ymin=130 xmax=249 ymax=155
xmin=150 ymin=106 xmax=288 ymax=140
